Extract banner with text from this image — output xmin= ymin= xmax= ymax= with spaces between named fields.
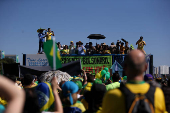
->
xmin=25 ymin=54 xmax=49 ymax=66
xmin=61 ymin=56 xmax=112 ymax=74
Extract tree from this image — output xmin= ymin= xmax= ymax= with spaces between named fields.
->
xmin=0 ymin=58 xmax=15 ymax=74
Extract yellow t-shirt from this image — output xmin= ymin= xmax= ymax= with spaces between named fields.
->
xmin=137 ymin=41 xmax=146 ymax=50
xmin=101 ymin=83 xmax=167 ymax=113
xmin=104 ymin=50 xmax=111 ymax=54
xmin=46 ymin=32 xmax=53 ymax=40
xmin=71 ymin=101 xmax=86 ymax=112
xmin=120 ymin=46 xmax=125 ymax=54
xmin=81 ymin=98 xmax=89 ymax=110
xmin=0 ymin=97 xmax=7 ymax=106
xmin=63 ymin=49 xmax=69 ymax=54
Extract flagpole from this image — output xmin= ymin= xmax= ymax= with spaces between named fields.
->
xmin=53 ymin=37 xmax=56 ymax=70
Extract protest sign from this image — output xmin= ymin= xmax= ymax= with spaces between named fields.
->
xmin=61 ymin=56 xmax=112 ymax=74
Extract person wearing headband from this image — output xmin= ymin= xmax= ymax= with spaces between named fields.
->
xmin=61 ymin=81 xmax=86 ymax=112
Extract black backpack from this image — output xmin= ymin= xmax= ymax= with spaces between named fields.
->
xmin=119 ymin=83 xmax=156 ymax=113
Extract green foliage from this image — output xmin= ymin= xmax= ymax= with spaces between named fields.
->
xmin=0 ymin=58 xmax=15 ymax=74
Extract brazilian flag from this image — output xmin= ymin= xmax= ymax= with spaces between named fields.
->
xmin=35 ymin=82 xmax=54 ymax=112
xmin=43 ymin=40 xmax=62 ymax=70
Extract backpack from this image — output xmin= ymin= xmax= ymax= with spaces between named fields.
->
xmin=119 ymin=83 xmax=156 ymax=113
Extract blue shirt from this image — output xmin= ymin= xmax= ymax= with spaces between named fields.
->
xmin=78 ymin=46 xmax=85 ymax=55
xmin=38 ymin=33 xmax=45 ymax=42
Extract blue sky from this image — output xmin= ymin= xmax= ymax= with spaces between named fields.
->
xmin=0 ymin=0 xmax=170 ymax=67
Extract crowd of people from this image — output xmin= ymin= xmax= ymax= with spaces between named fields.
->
xmin=0 ymin=49 xmax=169 ymax=113
xmin=57 ymin=40 xmax=130 ymax=55
xmin=37 ymin=28 xmax=146 ymax=55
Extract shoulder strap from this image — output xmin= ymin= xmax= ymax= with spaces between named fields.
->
xmin=119 ymin=83 xmax=136 ymax=113
xmin=145 ymin=85 xmax=156 ymax=109
xmin=119 ymin=83 xmax=156 ymax=113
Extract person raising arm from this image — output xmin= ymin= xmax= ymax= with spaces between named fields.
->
xmin=46 ymin=28 xmax=55 ymax=41
xmin=51 ymin=77 xmax=63 ymax=113
xmin=0 ymin=75 xmax=25 ymax=113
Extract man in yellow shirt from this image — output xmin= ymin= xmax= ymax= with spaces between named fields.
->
xmin=46 ymin=28 xmax=55 ymax=41
xmin=101 ymin=49 xmax=167 ymax=113
xmin=136 ymin=36 xmax=146 ymax=54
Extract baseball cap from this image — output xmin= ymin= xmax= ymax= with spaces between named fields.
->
xmin=74 ymin=81 xmax=83 ymax=90
xmin=144 ymin=74 xmax=153 ymax=81
xmin=93 ymin=79 xmax=102 ymax=84
xmin=111 ymin=42 xmax=115 ymax=45
xmin=123 ymin=76 xmax=127 ymax=80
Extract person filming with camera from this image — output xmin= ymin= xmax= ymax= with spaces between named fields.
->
xmin=45 ymin=28 xmax=55 ymax=41
xmin=69 ymin=41 xmax=75 ymax=54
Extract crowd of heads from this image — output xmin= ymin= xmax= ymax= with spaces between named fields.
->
xmin=38 ymin=29 xmax=146 ymax=55
xmin=57 ymin=38 xmax=133 ymax=55
xmin=0 ymin=50 xmax=169 ymax=113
